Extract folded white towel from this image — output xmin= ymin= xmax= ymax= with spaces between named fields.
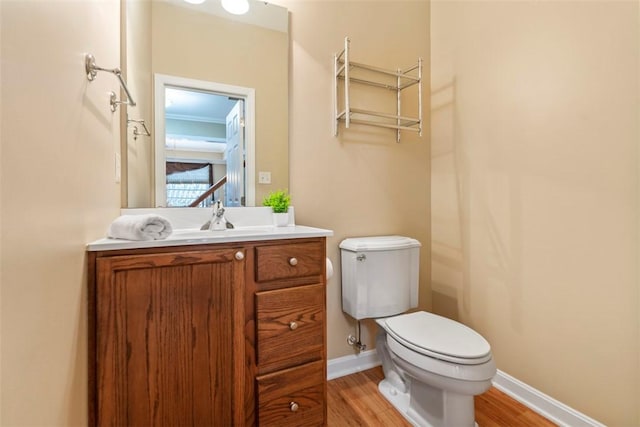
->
xmin=107 ymin=214 xmax=173 ymax=241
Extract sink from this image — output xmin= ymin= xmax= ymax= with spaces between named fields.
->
xmin=170 ymin=226 xmax=278 ymax=241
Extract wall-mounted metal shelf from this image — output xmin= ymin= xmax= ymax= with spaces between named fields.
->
xmin=333 ymin=37 xmax=423 ymax=142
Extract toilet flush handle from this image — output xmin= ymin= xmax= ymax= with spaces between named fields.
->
xmin=356 ymin=254 xmax=366 ymax=261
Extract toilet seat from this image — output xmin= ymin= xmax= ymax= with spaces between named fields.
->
xmin=381 ymin=311 xmax=492 ymax=365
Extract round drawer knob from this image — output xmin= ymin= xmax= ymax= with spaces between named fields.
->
xmin=235 ymin=251 xmax=244 ymax=261
xmin=290 ymin=401 xmax=299 ymax=412
xmin=289 ymin=321 xmax=298 ymax=331
xmin=288 ymin=257 xmax=298 ymax=266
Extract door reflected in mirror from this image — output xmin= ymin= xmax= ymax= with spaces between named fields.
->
xmin=123 ymin=0 xmax=288 ymax=208
xmin=154 ymin=75 xmax=255 ymax=207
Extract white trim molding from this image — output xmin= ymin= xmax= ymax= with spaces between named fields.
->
xmin=327 ymin=351 xmax=605 ymax=427
xmin=327 ymin=349 xmax=381 ymax=380
xmin=493 ymin=370 xmax=605 ymax=427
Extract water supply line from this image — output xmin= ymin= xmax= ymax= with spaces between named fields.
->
xmin=347 ymin=320 xmax=367 ymax=352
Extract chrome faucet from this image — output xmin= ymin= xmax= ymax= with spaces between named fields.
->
xmin=208 ymin=200 xmax=234 ymax=230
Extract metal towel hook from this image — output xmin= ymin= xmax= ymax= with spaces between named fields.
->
xmin=127 ymin=119 xmax=151 ymax=140
xmin=85 ymin=53 xmax=137 ymax=112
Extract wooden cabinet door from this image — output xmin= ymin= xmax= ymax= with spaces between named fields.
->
xmin=95 ymin=248 xmax=245 ymax=426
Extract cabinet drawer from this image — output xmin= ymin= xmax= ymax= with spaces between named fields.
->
xmin=257 ymin=360 xmax=325 ymax=427
xmin=255 ymin=241 xmax=324 ymax=282
xmin=256 ymin=284 xmax=324 ymax=373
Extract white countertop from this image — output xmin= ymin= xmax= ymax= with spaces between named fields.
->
xmin=88 ymin=207 xmax=333 ymax=251
xmin=87 ymin=225 xmax=333 ymax=251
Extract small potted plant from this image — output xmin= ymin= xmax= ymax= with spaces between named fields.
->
xmin=262 ymin=189 xmax=291 ymax=226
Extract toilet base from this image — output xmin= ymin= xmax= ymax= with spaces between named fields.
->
xmin=378 ymin=379 xmax=479 ymax=427
xmin=379 ymin=379 xmax=420 ymax=426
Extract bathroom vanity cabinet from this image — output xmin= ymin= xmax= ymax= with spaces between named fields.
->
xmin=88 ymin=236 xmax=327 ymax=426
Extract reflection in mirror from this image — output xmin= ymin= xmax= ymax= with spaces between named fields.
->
xmin=123 ymin=0 xmax=289 ymax=208
xmin=164 ymin=88 xmax=232 ymax=208
xmin=154 ymin=75 xmax=255 ymax=208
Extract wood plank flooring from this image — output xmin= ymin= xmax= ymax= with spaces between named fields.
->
xmin=327 ymin=367 xmax=557 ymax=426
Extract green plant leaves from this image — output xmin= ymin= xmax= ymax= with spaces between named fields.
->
xmin=262 ymin=190 xmax=291 ymax=213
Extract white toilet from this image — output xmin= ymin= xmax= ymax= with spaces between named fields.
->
xmin=340 ymin=236 xmax=496 ymax=427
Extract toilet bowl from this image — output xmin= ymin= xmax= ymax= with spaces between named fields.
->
xmin=340 ymin=236 xmax=496 ymax=427
xmin=376 ymin=311 xmax=496 ymax=427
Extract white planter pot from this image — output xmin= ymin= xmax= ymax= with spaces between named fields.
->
xmin=273 ymin=212 xmax=289 ymax=227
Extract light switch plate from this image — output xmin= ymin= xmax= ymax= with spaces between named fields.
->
xmin=258 ymin=171 xmax=271 ymax=184
xmin=115 ymin=152 xmax=121 ymax=183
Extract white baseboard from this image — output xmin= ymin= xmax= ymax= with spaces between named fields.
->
xmin=327 ymin=352 xmax=604 ymax=427
xmin=327 ymin=349 xmax=381 ymax=380
xmin=493 ymin=370 xmax=605 ymax=427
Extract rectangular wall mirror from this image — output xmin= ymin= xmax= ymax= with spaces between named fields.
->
xmin=122 ymin=0 xmax=289 ymax=208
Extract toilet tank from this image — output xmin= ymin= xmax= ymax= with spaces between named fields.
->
xmin=340 ymin=236 xmax=421 ymax=320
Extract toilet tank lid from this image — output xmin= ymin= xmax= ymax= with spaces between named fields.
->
xmin=340 ymin=236 xmax=421 ymax=251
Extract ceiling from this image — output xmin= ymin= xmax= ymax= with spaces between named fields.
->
xmin=165 ymin=87 xmax=237 ymax=124
xmin=163 ymin=0 xmax=288 ymax=33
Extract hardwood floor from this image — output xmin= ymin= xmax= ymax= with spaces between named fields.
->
xmin=327 ymin=367 xmax=557 ymax=426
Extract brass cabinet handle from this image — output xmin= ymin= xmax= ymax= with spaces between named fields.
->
xmin=235 ymin=251 xmax=244 ymax=261
xmin=289 ymin=321 xmax=298 ymax=330
xmin=289 ymin=401 xmax=299 ymax=412
xmin=288 ymin=257 xmax=298 ymax=266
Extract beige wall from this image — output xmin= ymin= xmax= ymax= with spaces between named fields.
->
xmin=0 ymin=0 xmax=121 ymax=425
xmin=2 ymin=1 xmax=637 ymax=425
xmin=149 ymin=1 xmax=289 ymax=206
xmin=275 ymin=0 xmax=431 ymax=357
xmin=125 ymin=0 xmax=153 ymax=207
xmin=0 ymin=1 xmax=3 ymax=422
xmin=431 ymin=1 xmax=639 ymax=425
